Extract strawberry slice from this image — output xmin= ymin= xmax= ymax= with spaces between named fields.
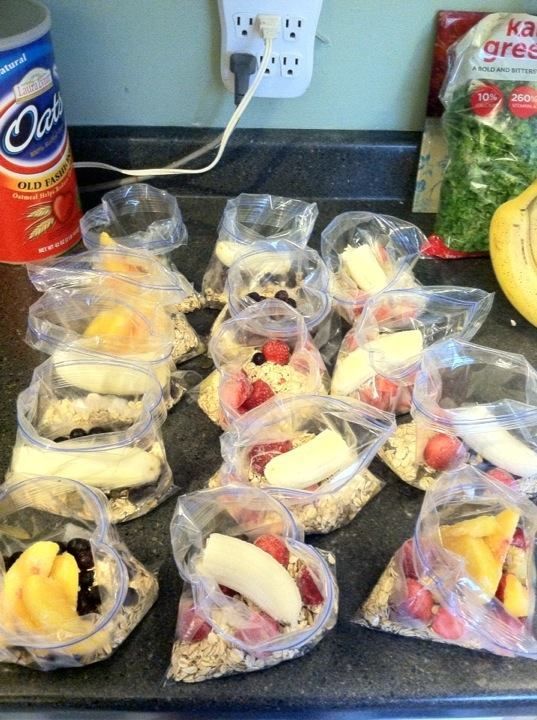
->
xmin=234 ymin=610 xmax=281 ymax=644
xmin=431 ymin=607 xmax=464 ymax=640
xmin=403 ymin=578 xmax=434 ymax=622
xmin=249 ymin=440 xmax=293 ymax=475
xmin=254 ymin=534 xmax=290 ymax=566
xmin=240 ymin=379 xmax=274 ymax=411
xmin=297 ymin=565 xmax=324 ymax=606
xmin=511 ymin=528 xmax=527 ymax=549
xmin=486 ymin=467 xmax=516 ymax=488
xmin=179 ymin=603 xmax=211 ymax=643
xmin=423 ymin=433 xmax=463 ymax=471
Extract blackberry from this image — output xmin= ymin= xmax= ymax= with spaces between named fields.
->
xmin=79 ymin=569 xmax=95 ymax=588
xmin=77 ymin=585 xmax=101 ymax=615
xmin=67 ymin=538 xmax=94 ymax=570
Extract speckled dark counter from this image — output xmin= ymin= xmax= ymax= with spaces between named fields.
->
xmin=0 ymin=130 xmax=536 ymax=718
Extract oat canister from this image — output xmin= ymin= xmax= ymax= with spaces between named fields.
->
xmin=0 ymin=0 xmax=81 ymax=263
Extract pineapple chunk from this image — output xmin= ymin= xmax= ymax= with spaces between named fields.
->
xmin=441 ymin=533 xmax=502 ymax=598
xmin=22 ymin=575 xmax=85 ymax=635
xmin=441 ymin=515 xmax=500 ymax=539
xmin=50 ymin=553 xmax=79 ymax=610
xmin=502 ymin=573 xmax=530 ymax=618
xmin=99 ymin=231 xmax=118 ymax=248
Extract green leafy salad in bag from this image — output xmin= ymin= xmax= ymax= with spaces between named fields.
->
xmin=434 ymin=13 xmax=537 ymax=255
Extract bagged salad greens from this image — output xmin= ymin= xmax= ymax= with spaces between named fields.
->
xmin=434 ymin=13 xmax=537 ymax=255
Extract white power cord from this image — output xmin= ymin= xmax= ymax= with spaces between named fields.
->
xmin=76 ymin=16 xmax=280 ymax=181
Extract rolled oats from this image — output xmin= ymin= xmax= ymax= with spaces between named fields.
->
xmin=38 ymin=395 xmax=143 ymax=439
xmin=377 ymin=421 xmax=435 ymax=490
xmin=171 ymin=313 xmax=205 ymax=364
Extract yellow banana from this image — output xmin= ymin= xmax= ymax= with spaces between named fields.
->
xmin=490 ymin=179 xmax=537 ymax=327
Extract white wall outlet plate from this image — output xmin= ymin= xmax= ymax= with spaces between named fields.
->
xmin=217 ymin=0 xmax=323 ymax=98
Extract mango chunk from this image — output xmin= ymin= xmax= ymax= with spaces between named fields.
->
xmin=21 ymin=575 xmax=85 ymax=635
xmin=485 ymin=508 xmax=520 ymax=563
xmin=83 ymin=306 xmax=148 ymax=353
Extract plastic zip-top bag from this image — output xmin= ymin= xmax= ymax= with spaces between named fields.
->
xmin=212 ymin=394 xmax=395 ymax=534
xmin=222 ymin=246 xmax=340 ymax=362
xmin=80 ymin=183 xmax=188 ymax=258
xmin=26 ymin=286 xmax=179 ymax=406
xmin=0 ymin=476 xmax=158 ymax=669
xmin=7 ymin=356 xmax=174 ymax=523
xmin=167 ymin=485 xmax=337 ymax=683
xmin=433 ymin=13 xmax=537 ymax=255
xmin=27 ymin=248 xmax=205 ymax=365
xmin=202 ymin=194 xmax=318 ymax=307
xmin=198 ymin=299 xmax=329 ymax=428
xmin=358 ymin=465 xmax=537 ymax=659
xmin=331 ymin=286 xmax=493 ymax=415
xmin=388 ymin=338 xmax=537 ymax=491
xmin=321 ymin=212 xmax=425 ymax=324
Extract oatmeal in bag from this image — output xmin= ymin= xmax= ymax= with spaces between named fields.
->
xmin=332 ymin=286 xmax=493 ymax=415
xmin=7 ymin=356 xmax=174 ymax=522
xmin=434 ymin=13 xmax=537 ymax=254
xmin=321 ymin=212 xmax=425 ymax=324
xmin=384 ymin=338 xmax=537 ymax=491
xmin=199 ymin=299 xmax=329 ymax=428
xmin=27 ymin=248 xmax=205 ymax=364
xmin=211 ymin=394 xmax=395 ymax=534
xmin=167 ymin=485 xmax=337 ymax=682
xmin=0 ymin=476 xmax=158 ymax=669
xmin=202 ymin=194 xmax=318 ymax=307
xmin=26 ymin=286 xmax=180 ymax=406
xmin=359 ymin=465 xmax=537 ymax=659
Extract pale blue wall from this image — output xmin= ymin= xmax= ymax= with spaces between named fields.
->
xmin=43 ymin=0 xmax=533 ymax=130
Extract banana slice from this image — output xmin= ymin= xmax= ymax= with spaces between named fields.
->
xmin=331 ymin=347 xmax=375 ymax=396
xmin=455 ymin=405 xmax=537 ymax=477
xmin=10 ymin=444 xmax=161 ymax=491
xmin=264 ymin=429 xmax=357 ymax=489
xmin=340 ymin=244 xmax=387 ymax=293
xmin=197 ymin=533 xmax=301 ymax=625
xmin=365 ymin=329 xmax=423 ymax=372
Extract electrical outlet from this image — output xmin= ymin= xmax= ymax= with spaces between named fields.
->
xmin=217 ymin=0 xmax=323 ymax=98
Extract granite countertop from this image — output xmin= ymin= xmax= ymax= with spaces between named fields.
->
xmin=0 ymin=130 xmax=536 ymax=718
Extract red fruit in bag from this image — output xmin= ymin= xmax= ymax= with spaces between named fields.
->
xmin=262 ymin=339 xmax=290 ymax=365
xmin=404 ymin=578 xmax=434 ymax=622
xmin=219 ymin=584 xmax=237 ymax=597
xmin=179 ymin=604 xmax=212 ymax=643
xmin=511 ymin=528 xmax=528 ymax=550
xmin=297 ymin=566 xmax=324 ymax=606
xmin=486 ymin=468 xmax=516 ymax=488
xmin=401 ymin=539 xmax=418 ymax=580
xmin=241 ymin=380 xmax=274 ymax=410
xmin=221 ymin=372 xmax=251 ymax=409
xmin=423 ymin=433 xmax=463 ymax=470
xmin=249 ymin=440 xmax=293 ymax=475
xmin=254 ymin=534 xmax=290 ymax=567
xmin=431 ymin=607 xmax=464 ymax=640
xmin=234 ymin=610 xmax=281 ymax=644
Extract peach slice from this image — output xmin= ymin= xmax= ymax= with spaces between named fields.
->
xmin=440 ymin=515 xmax=500 ymax=539
xmin=50 ymin=553 xmax=79 ymax=610
xmin=441 ymin=533 xmax=502 ymax=598
xmin=500 ymin=573 xmax=530 ymax=618
xmin=21 ymin=575 xmax=85 ymax=635
xmin=485 ymin=508 xmax=519 ymax=564
xmin=83 ymin=306 xmax=148 ymax=353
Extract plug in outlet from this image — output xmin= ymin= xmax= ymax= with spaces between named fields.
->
xmin=217 ymin=0 xmax=323 ymax=98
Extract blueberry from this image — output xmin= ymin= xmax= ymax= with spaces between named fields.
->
xmin=247 ymin=291 xmax=264 ymax=302
xmin=274 ymin=289 xmax=289 ymax=301
xmin=69 ymin=428 xmax=87 ymax=439
xmin=79 ymin=569 xmax=95 ymax=588
xmin=54 ymin=436 xmax=69 ymax=443
xmin=285 ymin=297 xmax=297 ymax=308
xmin=67 ymin=538 xmax=94 ymax=569
xmin=251 ymin=352 xmax=266 ymax=366
xmin=287 ymin=271 xmax=297 ymax=289
xmin=77 ymin=586 xmax=101 ymax=615
xmin=4 ymin=551 xmax=22 ymax=571
xmin=88 ymin=426 xmax=106 ymax=435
